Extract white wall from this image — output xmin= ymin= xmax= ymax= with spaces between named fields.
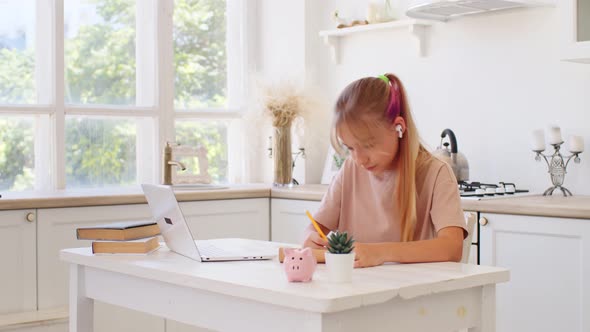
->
xmin=255 ymin=1 xmax=590 ymax=195
xmin=250 ymin=0 xmax=330 ymax=184
xmin=246 ymin=0 xmax=306 ymax=184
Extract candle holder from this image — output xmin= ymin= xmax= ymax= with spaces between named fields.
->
xmin=533 ymin=141 xmax=582 ymax=196
xmin=291 ymin=148 xmax=306 ymax=185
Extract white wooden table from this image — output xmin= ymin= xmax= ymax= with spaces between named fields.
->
xmin=60 ymin=239 xmax=509 ymax=332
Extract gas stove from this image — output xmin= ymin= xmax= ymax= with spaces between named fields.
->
xmin=459 ymin=181 xmax=529 ymax=199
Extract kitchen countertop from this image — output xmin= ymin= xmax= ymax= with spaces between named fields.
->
xmin=0 ymin=184 xmax=270 ymax=210
xmin=270 ymin=184 xmax=328 ymax=201
xmin=0 ymin=184 xmax=329 ymax=210
xmin=1 ymin=184 xmax=589 ymax=219
xmin=460 ymin=194 xmax=590 ymax=219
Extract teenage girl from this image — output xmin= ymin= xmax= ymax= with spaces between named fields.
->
xmin=303 ymin=73 xmax=467 ymax=268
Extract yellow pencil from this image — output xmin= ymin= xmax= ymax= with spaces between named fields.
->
xmin=305 ymin=210 xmax=328 ymax=240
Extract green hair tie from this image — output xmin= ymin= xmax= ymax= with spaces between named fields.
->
xmin=377 ymin=74 xmax=389 ymax=84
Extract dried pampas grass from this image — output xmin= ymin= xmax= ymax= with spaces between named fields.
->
xmin=257 ymin=80 xmax=306 ymax=185
xmin=261 ymin=81 xmax=305 ymax=128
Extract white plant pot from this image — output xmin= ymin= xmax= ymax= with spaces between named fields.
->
xmin=324 ymin=252 xmax=355 ymax=283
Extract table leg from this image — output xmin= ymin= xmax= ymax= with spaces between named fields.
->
xmin=69 ymin=264 xmax=94 ymax=332
xmin=469 ymin=284 xmax=496 ymax=332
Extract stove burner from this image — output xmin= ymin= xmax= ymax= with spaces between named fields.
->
xmin=458 ymin=181 xmax=529 ymax=197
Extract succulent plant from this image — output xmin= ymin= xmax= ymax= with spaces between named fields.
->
xmin=327 ymin=231 xmax=355 ymax=254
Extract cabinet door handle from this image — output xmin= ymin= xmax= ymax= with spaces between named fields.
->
xmin=26 ymin=212 xmax=35 ymax=222
xmin=479 ymin=217 xmax=488 ymax=226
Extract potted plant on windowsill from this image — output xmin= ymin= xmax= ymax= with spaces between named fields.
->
xmin=324 ymin=231 xmax=355 ymax=283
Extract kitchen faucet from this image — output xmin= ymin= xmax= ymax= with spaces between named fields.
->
xmin=163 ymin=142 xmax=187 ymax=185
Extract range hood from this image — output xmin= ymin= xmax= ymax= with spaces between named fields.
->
xmin=406 ymin=0 xmax=552 ymax=21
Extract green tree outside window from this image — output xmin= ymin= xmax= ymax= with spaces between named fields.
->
xmin=0 ymin=0 xmax=229 ymax=190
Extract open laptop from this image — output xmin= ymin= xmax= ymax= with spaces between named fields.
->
xmin=141 ymin=184 xmax=276 ymax=262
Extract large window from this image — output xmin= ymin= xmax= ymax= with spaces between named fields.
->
xmin=174 ymin=0 xmax=227 ymax=109
xmin=0 ymin=1 xmax=36 ymax=105
xmin=64 ymin=0 xmax=137 ymax=105
xmin=0 ymin=1 xmax=37 ymax=191
xmin=65 ymin=116 xmax=137 ymax=188
xmin=0 ymin=0 xmax=248 ymax=191
xmin=0 ymin=117 xmax=35 ymax=191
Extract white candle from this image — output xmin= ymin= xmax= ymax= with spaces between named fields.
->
xmin=569 ymin=135 xmax=584 ymax=153
xmin=531 ymin=129 xmax=545 ymax=152
xmin=548 ymin=126 xmax=563 ymax=145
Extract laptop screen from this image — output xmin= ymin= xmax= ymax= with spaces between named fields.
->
xmin=142 ymin=184 xmax=202 ymax=261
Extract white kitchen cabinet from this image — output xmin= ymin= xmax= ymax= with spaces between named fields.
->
xmin=37 ymin=204 xmax=153 ymax=309
xmin=179 ymin=198 xmax=269 ymax=240
xmin=562 ymin=0 xmax=590 ymax=63
xmin=37 ymin=203 xmax=162 ymax=332
xmin=270 ymin=199 xmax=320 ymax=244
xmin=36 ymin=199 xmax=269 ymax=332
xmin=479 ymin=213 xmax=590 ymax=332
xmin=0 ymin=210 xmax=37 ymax=315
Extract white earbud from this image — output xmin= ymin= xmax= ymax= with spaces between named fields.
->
xmin=395 ymin=125 xmax=403 ymax=138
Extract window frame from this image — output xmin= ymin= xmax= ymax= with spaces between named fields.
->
xmin=0 ymin=0 xmax=252 ymax=190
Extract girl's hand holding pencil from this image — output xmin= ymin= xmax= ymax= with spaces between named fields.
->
xmin=303 ymin=231 xmax=328 ymax=249
xmin=306 ymin=211 xmax=327 ymax=240
xmin=303 ymin=210 xmax=329 ymax=249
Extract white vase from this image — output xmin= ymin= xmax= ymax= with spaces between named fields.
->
xmin=324 ymin=252 xmax=355 ymax=283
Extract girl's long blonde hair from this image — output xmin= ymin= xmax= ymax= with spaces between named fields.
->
xmin=330 ymin=73 xmax=432 ymax=242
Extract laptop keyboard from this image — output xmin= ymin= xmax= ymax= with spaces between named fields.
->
xmin=195 ymin=241 xmax=271 ymax=261
xmin=197 ymin=244 xmax=232 ymax=257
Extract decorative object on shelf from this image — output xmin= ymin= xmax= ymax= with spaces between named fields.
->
xmin=332 ymin=10 xmax=368 ymax=29
xmin=332 ymin=10 xmax=349 ymax=25
xmin=385 ymin=0 xmax=402 ymax=20
xmin=367 ymin=0 xmax=400 ymax=24
xmin=262 ymin=81 xmax=305 ymax=187
xmin=283 ymin=247 xmax=317 ymax=283
xmin=321 ymin=145 xmax=348 ymax=184
xmin=531 ymin=126 xmax=584 ymax=196
xmin=325 ymin=231 xmax=356 ymax=283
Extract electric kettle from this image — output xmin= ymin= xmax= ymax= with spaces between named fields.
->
xmin=432 ymin=129 xmax=469 ymax=182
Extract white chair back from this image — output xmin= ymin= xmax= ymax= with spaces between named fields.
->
xmin=461 ymin=212 xmax=477 ymax=264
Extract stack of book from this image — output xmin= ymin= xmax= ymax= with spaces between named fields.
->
xmin=76 ymin=220 xmax=161 ymax=254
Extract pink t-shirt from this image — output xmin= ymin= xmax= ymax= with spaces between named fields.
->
xmin=314 ymin=156 xmax=467 ymax=242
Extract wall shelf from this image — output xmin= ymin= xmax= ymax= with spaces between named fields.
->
xmin=318 ymin=20 xmax=433 ymax=64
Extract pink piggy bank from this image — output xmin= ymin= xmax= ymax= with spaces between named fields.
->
xmin=283 ymin=247 xmax=317 ymax=282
